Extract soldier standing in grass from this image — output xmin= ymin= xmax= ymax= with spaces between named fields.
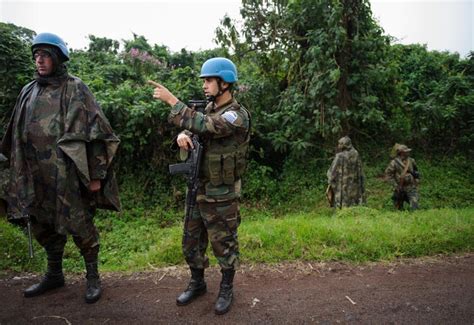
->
xmin=150 ymin=57 xmax=250 ymax=315
xmin=385 ymin=144 xmax=420 ymax=210
xmin=1 ymin=32 xmax=120 ymax=303
xmin=327 ymin=136 xmax=366 ymax=208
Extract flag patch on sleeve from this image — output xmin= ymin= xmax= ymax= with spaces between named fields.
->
xmin=222 ymin=111 xmax=238 ymax=124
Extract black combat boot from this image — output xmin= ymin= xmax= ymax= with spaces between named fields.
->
xmin=24 ymin=251 xmax=64 ymax=297
xmin=84 ymin=261 xmax=102 ymax=304
xmin=215 ymin=269 xmax=235 ymax=315
xmin=176 ymin=267 xmax=207 ymax=306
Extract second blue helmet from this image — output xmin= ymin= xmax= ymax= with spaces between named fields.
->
xmin=32 ymin=32 xmax=69 ymax=61
xmin=200 ymin=57 xmax=238 ymax=83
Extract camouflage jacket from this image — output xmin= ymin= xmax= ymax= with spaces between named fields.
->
xmin=327 ymin=147 xmax=365 ymax=208
xmin=1 ymin=73 xmax=120 ymax=233
xmin=168 ymin=98 xmax=250 ymax=203
xmin=385 ymin=157 xmax=419 ymax=190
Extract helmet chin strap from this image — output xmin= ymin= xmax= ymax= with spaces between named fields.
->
xmin=207 ymin=80 xmax=230 ymax=103
xmin=206 ymin=94 xmax=216 ymax=102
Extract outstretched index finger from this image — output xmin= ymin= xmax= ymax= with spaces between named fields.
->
xmin=147 ymin=80 xmax=163 ymax=88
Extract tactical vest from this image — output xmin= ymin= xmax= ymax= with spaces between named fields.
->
xmin=201 ymin=102 xmax=250 ymax=186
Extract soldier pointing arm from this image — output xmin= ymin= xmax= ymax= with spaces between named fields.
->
xmin=150 ymin=57 xmax=250 ymax=315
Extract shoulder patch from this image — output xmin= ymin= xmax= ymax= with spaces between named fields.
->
xmin=222 ymin=111 xmax=238 ymax=124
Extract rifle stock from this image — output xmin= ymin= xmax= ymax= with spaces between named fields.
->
xmin=325 ymin=185 xmax=334 ymax=207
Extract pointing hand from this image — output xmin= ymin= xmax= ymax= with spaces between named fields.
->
xmin=148 ymin=80 xmax=179 ymax=106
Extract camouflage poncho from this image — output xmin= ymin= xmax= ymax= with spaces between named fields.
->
xmin=1 ymin=72 xmax=120 ymax=234
xmin=327 ymin=138 xmax=365 ymax=208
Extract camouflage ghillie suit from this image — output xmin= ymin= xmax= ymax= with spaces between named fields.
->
xmin=169 ymin=99 xmax=250 ymax=271
xmin=0 ymin=154 xmax=8 ymax=217
xmin=327 ymin=136 xmax=365 ymax=208
xmin=385 ymin=145 xmax=420 ymax=210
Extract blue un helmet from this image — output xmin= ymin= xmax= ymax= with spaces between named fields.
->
xmin=200 ymin=57 xmax=238 ymax=83
xmin=31 ymin=33 xmax=69 ymax=61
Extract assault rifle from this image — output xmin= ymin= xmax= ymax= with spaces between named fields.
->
xmin=18 ymin=205 xmax=34 ymax=258
xmin=8 ymin=213 xmax=35 ymax=259
xmin=168 ymin=100 xmax=207 ymax=223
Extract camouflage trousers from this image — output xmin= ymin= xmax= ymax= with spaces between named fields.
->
xmin=392 ymin=188 xmax=419 ymax=210
xmin=31 ymin=214 xmax=100 ymax=258
xmin=182 ymin=199 xmax=241 ymax=270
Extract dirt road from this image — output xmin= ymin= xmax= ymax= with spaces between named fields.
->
xmin=1 ymin=254 xmax=473 ymax=324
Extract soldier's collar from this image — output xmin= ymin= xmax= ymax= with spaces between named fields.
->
xmin=211 ymin=98 xmax=234 ymax=113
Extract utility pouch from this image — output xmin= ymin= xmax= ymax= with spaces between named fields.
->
xmin=208 ymin=153 xmax=223 ymax=186
xmin=222 ymin=153 xmax=236 ymax=185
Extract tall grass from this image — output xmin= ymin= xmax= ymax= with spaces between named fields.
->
xmin=1 ymin=207 xmax=472 ymax=273
xmin=240 ymin=207 xmax=473 ymax=263
xmin=1 ymin=157 xmax=472 ymax=273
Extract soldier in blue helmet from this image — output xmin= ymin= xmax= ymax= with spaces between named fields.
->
xmin=1 ymin=33 xmax=120 ymax=304
xmin=150 ymin=57 xmax=250 ymax=315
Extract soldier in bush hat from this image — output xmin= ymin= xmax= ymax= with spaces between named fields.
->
xmin=150 ymin=57 xmax=250 ymax=315
xmin=1 ymin=32 xmax=120 ymax=303
xmin=385 ymin=144 xmax=420 ymax=210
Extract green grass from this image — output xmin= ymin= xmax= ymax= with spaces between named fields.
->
xmin=240 ymin=207 xmax=473 ymax=262
xmin=242 ymin=157 xmax=474 ymax=214
xmin=1 ymin=207 xmax=472 ymax=273
xmin=1 ymin=157 xmax=472 ymax=274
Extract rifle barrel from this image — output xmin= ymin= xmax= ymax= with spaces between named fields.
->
xmin=26 ymin=218 xmax=34 ymax=258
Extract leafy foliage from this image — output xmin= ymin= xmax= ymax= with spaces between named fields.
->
xmin=1 ymin=6 xmax=473 ymax=217
xmin=216 ymin=0 xmax=473 ymax=161
xmin=216 ymin=0 xmax=403 ymax=158
xmin=391 ymin=44 xmax=474 ymax=153
xmin=0 ymin=23 xmax=35 ymax=136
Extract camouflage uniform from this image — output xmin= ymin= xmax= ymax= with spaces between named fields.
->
xmin=168 ymin=99 xmax=250 ymax=270
xmin=385 ymin=152 xmax=420 ymax=210
xmin=1 ymin=67 xmax=120 ymax=258
xmin=327 ymin=137 xmax=365 ymax=208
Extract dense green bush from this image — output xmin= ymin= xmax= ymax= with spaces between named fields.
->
xmin=0 ymin=23 xmax=35 ymax=136
xmin=391 ymin=44 xmax=474 ymax=153
xmin=1 ymin=1 xmax=473 ymax=216
xmin=216 ymin=0 xmax=473 ymax=161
